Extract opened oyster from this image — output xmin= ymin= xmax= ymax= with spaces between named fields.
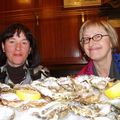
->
xmin=0 ymin=105 xmax=15 ymax=120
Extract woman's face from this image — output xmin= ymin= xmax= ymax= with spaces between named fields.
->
xmin=2 ymin=32 xmax=31 ymax=67
xmin=83 ymin=25 xmax=112 ymax=61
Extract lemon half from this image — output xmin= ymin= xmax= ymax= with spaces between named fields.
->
xmin=104 ymin=82 xmax=120 ymax=99
xmin=16 ymin=89 xmax=41 ymax=100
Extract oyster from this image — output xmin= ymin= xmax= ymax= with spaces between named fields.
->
xmin=0 ymin=92 xmax=20 ymax=101
xmin=108 ymin=98 xmax=120 ymax=109
xmin=0 ymin=82 xmax=12 ymax=92
xmin=94 ymin=117 xmax=111 ymax=120
xmin=0 ymin=105 xmax=15 ymax=120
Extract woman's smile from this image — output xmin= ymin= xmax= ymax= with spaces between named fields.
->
xmin=89 ymin=46 xmax=102 ymax=52
xmin=13 ymin=53 xmax=22 ymax=57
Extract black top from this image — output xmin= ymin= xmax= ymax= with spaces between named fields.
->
xmin=93 ymin=60 xmax=120 ymax=79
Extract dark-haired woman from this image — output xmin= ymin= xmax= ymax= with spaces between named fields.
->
xmin=0 ymin=23 xmax=50 ymax=86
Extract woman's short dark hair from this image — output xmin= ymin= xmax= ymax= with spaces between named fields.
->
xmin=0 ymin=23 xmax=40 ymax=67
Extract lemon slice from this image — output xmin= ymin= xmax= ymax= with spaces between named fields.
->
xmin=107 ymin=82 xmax=113 ymax=87
xmin=16 ymin=89 xmax=41 ymax=100
xmin=104 ymin=82 xmax=120 ymax=99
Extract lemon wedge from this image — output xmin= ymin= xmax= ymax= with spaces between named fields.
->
xmin=104 ymin=82 xmax=120 ymax=99
xmin=16 ymin=89 xmax=41 ymax=100
xmin=107 ymin=82 xmax=113 ymax=87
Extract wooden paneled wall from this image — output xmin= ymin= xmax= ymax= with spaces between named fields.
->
xmin=38 ymin=0 xmax=101 ymax=65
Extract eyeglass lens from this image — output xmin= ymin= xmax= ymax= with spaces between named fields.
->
xmin=81 ymin=34 xmax=108 ymax=44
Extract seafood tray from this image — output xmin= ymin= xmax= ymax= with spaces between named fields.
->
xmin=0 ymin=75 xmax=120 ymax=120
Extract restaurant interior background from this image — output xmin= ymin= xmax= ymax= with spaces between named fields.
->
xmin=0 ymin=0 xmax=120 ymax=77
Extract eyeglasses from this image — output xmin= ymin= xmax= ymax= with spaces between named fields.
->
xmin=81 ymin=34 xmax=109 ymax=44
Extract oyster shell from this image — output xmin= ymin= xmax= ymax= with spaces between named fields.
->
xmin=0 ymin=105 xmax=15 ymax=120
xmin=94 ymin=117 xmax=111 ymax=120
xmin=0 ymin=92 xmax=20 ymax=101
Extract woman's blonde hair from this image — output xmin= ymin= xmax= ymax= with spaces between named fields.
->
xmin=80 ymin=19 xmax=119 ymax=53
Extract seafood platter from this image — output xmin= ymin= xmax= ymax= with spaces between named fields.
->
xmin=0 ymin=75 xmax=120 ymax=120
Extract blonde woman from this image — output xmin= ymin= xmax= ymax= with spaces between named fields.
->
xmin=77 ymin=19 xmax=120 ymax=79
